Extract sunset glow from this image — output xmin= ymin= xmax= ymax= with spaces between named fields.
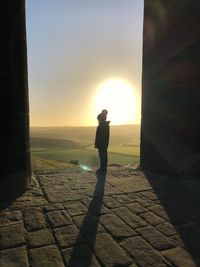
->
xmin=94 ymin=79 xmax=138 ymax=125
xmin=27 ymin=1 xmax=143 ymax=127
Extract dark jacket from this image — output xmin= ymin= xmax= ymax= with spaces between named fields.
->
xmin=95 ymin=121 xmax=110 ymax=149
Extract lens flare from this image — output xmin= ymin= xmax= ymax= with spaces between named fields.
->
xmin=80 ymin=164 xmax=91 ymax=172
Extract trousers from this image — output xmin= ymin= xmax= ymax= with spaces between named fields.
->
xmin=98 ymin=148 xmax=108 ymax=170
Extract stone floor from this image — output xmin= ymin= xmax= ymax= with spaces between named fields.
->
xmin=1 ymin=160 xmax=200 ymax=267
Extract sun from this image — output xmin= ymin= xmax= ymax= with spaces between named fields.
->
xmin=94 ymin=79 xmax=137 ymax=125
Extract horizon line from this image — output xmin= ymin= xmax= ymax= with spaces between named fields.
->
xmin=30 ymin=123 xmax=141 ymax=128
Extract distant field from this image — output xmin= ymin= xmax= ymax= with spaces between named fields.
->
xmin=32 ymin=149 xmax=139 ymax=166
xmin=30 ymin=125 xmax=140 ymax=166
xmin=31 ymin=125 xmax=140 ymax=146
xmin=87 ymin=144 xmax=140 ymax=156
xmin=30 ymin=137 xmax=85 ymax=150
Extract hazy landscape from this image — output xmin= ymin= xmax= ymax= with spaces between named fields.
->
xmin=30 ymin=125 xmax=140 ymax=167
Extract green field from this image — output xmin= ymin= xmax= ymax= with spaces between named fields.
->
xmin=31 ymin=125 xmax=140 ymax=166
xmin=32 ymin=149 xmax=139 ymax=166
xmin=87 ymin=144 xmax=140 ymax=156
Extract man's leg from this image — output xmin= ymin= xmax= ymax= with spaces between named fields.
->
xmin=98 ymin=149 xmax=107 ymax=172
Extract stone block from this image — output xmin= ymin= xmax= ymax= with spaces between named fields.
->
xmin=0 ymin=211 xmax=22 ymax=227
xmin=114 ymin=207 xmax=147 ymax=229
xmin=62 ymin=244 xmax=100 ymax=267
xmin=140 ymin=191 xmax=159 ymax=201
xmin=100 ymin=213 xmax=136 ymax=239
xmin=125 ymin=202 xmax=147 ymax=215
xmin=162 ymin=247 xmax=198 ymax=267
xmin=43 ymin=203 xmax=64 ymax=212
xmin=54 ymin=224 xmax=84 ymax=248
xmin=112 ymin=194 xmax=133 ymax=204
xmin=82 ymin=197 xmax=109 ymax=215
xmin=0 ymin=246 xmax=28 ymax=267
xmin=135 ymin=197 xmax=155 ymax=207
xmin=136 ymin=226 xmax=175 ymax=250
xmin=29 ymin=245 xmax=65 ymax=267
xmin=73 ymin=214 xmax=105 ymax=237
xmin=24 ymin=208 xmax=46 ymax=231
xmin=149 ymin=205 xmax=170 ymax=221
xmin=0 ymin=223 xmax=25 ymax=249
xmin=63 ymin=201 xmax=88 ymax=216
xmin=88 ymin=233 xmax=132 ymax=267
xmin=47 ymin=210 xmax=72 ymax=228
xmin=156 ymin=222 xmax=177 ymax=236
xmin=27 ymin=229 xmax=55 ymax=247
xmin=121 ymin=236 xmax=167 ymax=267
xmin=103 ymin=196 xmax=121 ymax=208
xmin=141 ymin=212 xmax=164 ymax=226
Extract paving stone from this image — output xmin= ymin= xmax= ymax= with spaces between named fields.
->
xmin=88 ymin=233 xmax=132 ymax=267
xmin=24 ymin=208 xmax=46 ymax=231
xmin=135 ymin=197 xmax=155 ymax=207
xmin=162 ymin=247 xmax=198 ymax=267
xmin=2 ymin=194 xmax=48 ymax=210
xmin=121 ymin=236 xmax=167 ymax=267
xmin=156 ymin=222 xmax=177 ymax=236
xmin=108 ymin=176 xmax=151 ymax=193
xmin=103 ymin=196 xmax=121 ymax=208
xmin=112 ymin=194 xmax=133 ymax=204
xmin=103 ymin=186 xmax=123 ymax=195
xmin=43 ymin=203 xmax=64 ymax=212
xmin=62 ymin=244 xmax=100 ymax=267
xmin=81 ymin=197 xmax=92 ymax=207
xmin=54 ymin=224 xmax=84 ymax=248
xmin=140 ymin=191 xmax=159 ymax=201
xmin=136 ymin=226 xmax=176 ymax=250
xmin=100 ymin=213 xmax=136 ymax=239
xmin=27 ymin=229 xmax=55 ymax=247
xmin=0 ymin=211 xmax=22 ymax=227
xmin=63 ymin=201 xmax=88 ymax=216
xmin=0 ymin=223 xmax=25 ymax=249
xmin=86 ymin=183 xmax=122 ymax=197
xmin=149 ymin=205 xmax=170 ymax=221
xmin=141 ymin=212 xmax=164 ymax=226
xmin=125 ymin=202 xmax=147 ymax=215
xmin=73 ymin=214 xmax=105 ymax=236
xmin=47 ymin=210 xmax=72 ymax=228
xmin=170 ymin=234 xmax=185 ymax=248
xmin=114 ymin=207 xmax=147 ymax=229
xmin=0 ymin=246 xmax=28 ymax=267
xmin=82 ymin=197 xmax=110 ymax=215
xmin=127 ymin=192 xmax=141 ymax=200
xmin=29 ymin=245 xmax=65 ymax=267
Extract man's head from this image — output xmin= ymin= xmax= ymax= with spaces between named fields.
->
xmin=101 ymin=109 xmax=108 ymax=116
xmin=97 ymin=109 xmax=108 ymax=123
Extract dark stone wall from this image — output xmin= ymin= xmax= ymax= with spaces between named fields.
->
xmin=0 ymin=0 xmax=31 ymax=199
xmin=141 ymin=0 xmax=200 ymax=176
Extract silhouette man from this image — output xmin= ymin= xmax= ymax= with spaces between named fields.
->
xmin=95 ymin=109 xmax=110 ymax=174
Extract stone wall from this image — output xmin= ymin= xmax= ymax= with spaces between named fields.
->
xmin=141 ymin=0 xmax=200 ymax=176
xmin=0 ymin=0 xmax=31 ymax=199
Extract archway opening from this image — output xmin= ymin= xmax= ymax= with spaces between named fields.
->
xmin=26 ymin=0 xmax=144 ymax=168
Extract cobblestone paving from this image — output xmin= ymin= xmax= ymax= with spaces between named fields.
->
xmin=1 ymin=163 xmax=200 ymax=267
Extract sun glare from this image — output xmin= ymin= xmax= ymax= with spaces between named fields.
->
xmin=94 ymin=79 xmax=137 ymax=125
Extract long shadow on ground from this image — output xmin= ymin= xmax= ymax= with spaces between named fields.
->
xmin=68 ymin=172 xmax=106 ymax=267
xmin=145 ymin=172 xmax=200 ymax=266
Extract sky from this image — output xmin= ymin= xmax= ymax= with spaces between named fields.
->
xmin=26 ymin=0 xmax=144 ymax=126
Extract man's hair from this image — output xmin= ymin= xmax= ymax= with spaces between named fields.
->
xmin=102 ymin=109 xmax=108 ymax=115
